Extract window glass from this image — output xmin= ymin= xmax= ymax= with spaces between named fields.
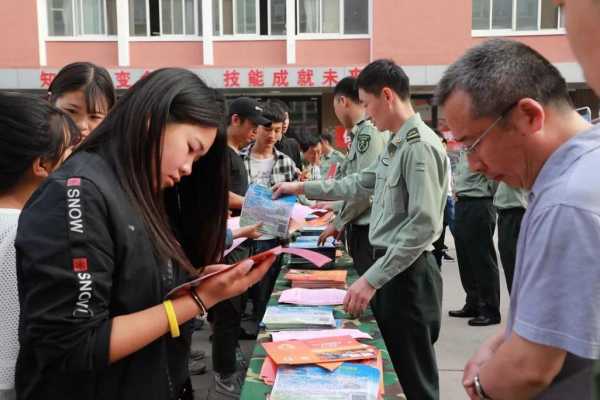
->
xmin=185 ymin=0 xmax=195 ymax=34
xmin=540 ymin=0 xmax=559 ymax=29
xmin=48 ymin=0 xmax=74 ymax=35
xmin=472 ymin=0 xmax=490 ymax=29
xmin=516 ymin=0 xmax=538 ymax=30
xmin=321 ymin=0 xmax=339 ymax=33
xmin=222 ymin=0 xmax=234 ymax=34
xmin=270 ymin=0 xmax=286 ymax=34
xmin=236 ymin=0 xmax=257 ymax=33
xmin=299 ymin=0 xmax=319 ymax=33
xmin=491 ymin=0 xmax=512 ymax=29
xmin=343 ymin=0 xmax=368 ymax=34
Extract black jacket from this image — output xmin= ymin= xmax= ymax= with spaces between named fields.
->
xmin=15 ymin=151 xmax=193 ymax=400
xmin=275 ymin=136 xmax=302 ymax=170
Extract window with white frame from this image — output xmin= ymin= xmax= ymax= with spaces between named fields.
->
xmin=297 ymin=0 xmax=368 ymax=35
xmin=212 ymin=0 xmax=287 ymax=36
xmin=472 ymin=0 xmax=565 ymax=32
xmin=47 ymin=0 xmax=117 ymax=36
xmin=128 ymin=0 xmax=202 ymax=36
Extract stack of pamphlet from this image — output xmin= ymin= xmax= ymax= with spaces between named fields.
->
xmin=289 ymin=236 xmax=336 ymax=261
xmin=262 ymin=306 xmax=336 ymax=331
xmin=285 ymin=269 xmax=347 ymax=289
xmin=270 ymin=363 xmax=381 ymax=400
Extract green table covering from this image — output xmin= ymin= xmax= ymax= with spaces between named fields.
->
xmin=240 ymin=253 xmax=405 ymax=399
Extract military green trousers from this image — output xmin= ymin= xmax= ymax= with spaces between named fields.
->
xmin=454 ymin=197 xmax=500 ymax=317
xmin=497 ymin=207 xmax=525 ymax=294
xmin=370 ymin=252 xmax=443 ymax=400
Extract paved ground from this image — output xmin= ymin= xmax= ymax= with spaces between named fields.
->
xmin=190 ymin=231 xmax=510 ymax=400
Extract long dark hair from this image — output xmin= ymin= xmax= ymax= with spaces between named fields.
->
xmin=48 ymin=61 xmax=116 ymax=114
xmin=76 ymin=68 xmax=228 ymax=273
xmin=0 ymin=92 xmax=79 ymax=194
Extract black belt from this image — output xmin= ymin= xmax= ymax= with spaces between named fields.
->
xmin=456 ymin=196 xmax=492 ymax=202
xmin=347 ymin=223 xmax=369 ymax=232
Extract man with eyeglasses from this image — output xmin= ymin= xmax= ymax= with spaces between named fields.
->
xmin=449 ymin=150 xmax=500 ymax=327
xmin=556 ymin=1 xmax=600 ymax=398
xmin=436 ymin=39 xmax=600 ymax=399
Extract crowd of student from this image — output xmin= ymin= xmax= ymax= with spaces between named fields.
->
xmin=1 ymin=1 xmax=600 ymax=399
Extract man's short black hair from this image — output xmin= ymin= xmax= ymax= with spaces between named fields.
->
xmin=321 ymin=131 xmax=334 ymax=145
xmin=262 ymin=100 xmax=286 ymax=124
xmin=298 ymin=133 xmax=321 ymax=152
xmin=357 ymin=59 xmax=410 ymax=100
xmin=270 ymin=98 xmax=289 ymax=114
xmin=333 ymin=77 xmax=360 ymax=103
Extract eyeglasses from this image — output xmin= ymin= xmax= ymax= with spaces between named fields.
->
xmin=463 ymin=101 xmax=518 ymax=155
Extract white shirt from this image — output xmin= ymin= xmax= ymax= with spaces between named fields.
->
xmin=249 ymin=155 xmax=275 ymax=187
xmin=0 ymin=209 xmax=20 ymax=390
xmin=249 ymin=155 xmax=277 ymax=240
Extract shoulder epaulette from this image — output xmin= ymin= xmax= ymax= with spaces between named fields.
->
xmin=406 ymin=128 xmax=421 ymax=144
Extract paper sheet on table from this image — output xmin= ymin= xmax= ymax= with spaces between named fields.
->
xmin=270 ymin=329 xmax=373 ymax=342
xmin=278 ymin=288 xmax=347 ymax=306
xmin=166 ymin=246 xmax=331 ymax=299
xmin=224 ymin=217 xmax=247 ymax=257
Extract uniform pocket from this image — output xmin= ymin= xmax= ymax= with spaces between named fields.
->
xmin=385 ymin=171 xmax=406 ymax=216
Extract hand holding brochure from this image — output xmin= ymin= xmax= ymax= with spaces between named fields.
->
xmin=166 ymin=246 xmax=331 ymax=299
xmin=240 ymin=184 xmax=297 ymax=238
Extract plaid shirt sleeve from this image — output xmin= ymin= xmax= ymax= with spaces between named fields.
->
xmin=270 ymin=151 xmax=299 ymax=185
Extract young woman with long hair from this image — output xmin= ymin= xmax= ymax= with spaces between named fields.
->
xmin=15 ymin=68 xmax=275 ymax=400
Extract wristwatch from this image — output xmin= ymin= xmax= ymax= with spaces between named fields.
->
xmin=474 ymin=374 xmax=491 ymax=400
